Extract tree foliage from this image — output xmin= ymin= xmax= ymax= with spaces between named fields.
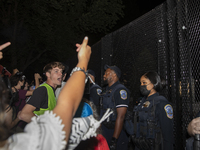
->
xmin=0 ymin=0 xmax=124 ymax=75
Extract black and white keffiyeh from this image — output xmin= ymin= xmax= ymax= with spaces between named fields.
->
xmin=67 ymin=109 xmax=113 ymax=150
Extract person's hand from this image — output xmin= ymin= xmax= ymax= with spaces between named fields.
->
xmin=188 ymin=117 xmax=200 ymax=136
xmin=0 ymin=42 xmax=11 ymax=59
xmin=75 ymin=36 xmax=91 ymax=65
xmin=12 ymin=68 xmax=19 ymax=75
xmin=109 ymin=137 xmax=117 ymax=150
xmin=34 ymin=73 xmax=41 ymax=79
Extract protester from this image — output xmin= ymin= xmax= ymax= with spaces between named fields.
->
xmin=70 ymin=99 xmax=109 ymax=150
xmin=18 ymin=61 xmax=65 ymax=122
xmin=186 ymin=111 xmax=200 ymax=150
xmin=55 ymin=63 xmax=69 ymax=99
xmin=188 ymin=111 xmax=200 ymax=136
xmin=9 ymin=72 xmax=41 ymax=129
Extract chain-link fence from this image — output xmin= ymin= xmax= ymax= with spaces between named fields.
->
xmin=90 ymin=0 xmax=200 ymax=149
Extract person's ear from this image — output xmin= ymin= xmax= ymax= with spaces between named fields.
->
xmin=46 ymin=72 xmax=51 ymax=78
xmin=113 ymin=72 xmax=117 ymax=78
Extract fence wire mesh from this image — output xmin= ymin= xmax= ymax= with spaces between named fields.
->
xmin=90 ymin=0 xmax=200 ymax=149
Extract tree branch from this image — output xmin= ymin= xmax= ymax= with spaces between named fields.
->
xmin=22 ymin=49 xmax=48 ymax=71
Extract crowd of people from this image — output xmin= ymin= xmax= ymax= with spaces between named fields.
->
xmin=0 ymin=38 xmax=198 ymax=150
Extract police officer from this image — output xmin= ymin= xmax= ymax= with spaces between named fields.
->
xmin=100 ymin=65 xmax=130 ymax=150
xmin=131 ymin=71 xmax=174 ymax=150
xmin=87 ymin=69 xmax=102 ymax=115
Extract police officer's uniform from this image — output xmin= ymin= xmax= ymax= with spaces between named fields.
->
xmin=100 ymin=80 xmax=130 ymax=150
xmin=89 ymin=83 xmax=102 ymax=114
xmin=132 ymin=92 xmax=174 ymax=150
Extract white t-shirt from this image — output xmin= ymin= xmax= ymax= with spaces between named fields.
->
xmin=55 ymin=82 xmax=66 ymax=99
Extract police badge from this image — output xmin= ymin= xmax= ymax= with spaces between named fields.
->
xmin=120 ymin=90 xmax=127 ymax=100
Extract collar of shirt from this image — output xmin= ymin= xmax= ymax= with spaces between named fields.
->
xmin=143 ymin=92 xmax=159 ymax=102
xmin=106 ymin=80 xmax=120 ymax=91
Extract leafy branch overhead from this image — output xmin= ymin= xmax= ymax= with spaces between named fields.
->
xmin=0 ymin=0 xmax=124 ymax=72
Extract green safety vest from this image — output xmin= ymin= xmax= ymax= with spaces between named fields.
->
xmin=33 ymin=83 xmax=56 ymax=116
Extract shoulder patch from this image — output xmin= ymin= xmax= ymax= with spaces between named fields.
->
xmin=97 ymin=88 xmax=102 ymax=95
xmin=164 ymin=104 xmax=173 ymax=119
xmin=120 ymin=90 xmax=127 ymax=100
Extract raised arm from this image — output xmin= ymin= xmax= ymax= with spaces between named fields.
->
xmin=0 ymin=42 xmax=11 ymax=60
xmin=34 ymin=73 xmax=41 ymax=89
xmin=53 ymin=36 xmax=91 ymax=141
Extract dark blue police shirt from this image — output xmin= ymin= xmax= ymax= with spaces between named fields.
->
xmin=105 ymin=81 xmax=130 ymax=108
xmin=89 ymin=83 xmax=102 ymax=106
xmin=137 ymin=92 xmax=174 ymax=150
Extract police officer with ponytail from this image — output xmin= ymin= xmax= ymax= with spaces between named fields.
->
xmin=131 ymin=71 xmax=174 ymax=150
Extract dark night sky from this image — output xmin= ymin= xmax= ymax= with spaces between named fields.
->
xmin=1 ymin=0 xmax=167 ymax=80
xmin=31 ymin=0 xmax=167 ymax=80
xmin=119 ymin=0 xmax=166 ymax=27
xmin=89 ymin=0 xmax=166 ymax=45
xmin=63 ymin=0 xmax=167 ymax=81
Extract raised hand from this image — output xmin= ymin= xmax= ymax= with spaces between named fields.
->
xmin=0 ymin=42 xmax=11 ymax=59
xmin=76 ymin=37 xmax=91 ymax=66
xmin=34 ymin=73 xmax=41 ymax=79
xmin=53 ymin=37 xmax=92 ymax=142
xmin=12 ymin=68 xmax=19 ymax=76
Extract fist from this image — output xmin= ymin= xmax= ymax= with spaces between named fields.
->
xmin=34 ymin=73 xmax=41 ymax=79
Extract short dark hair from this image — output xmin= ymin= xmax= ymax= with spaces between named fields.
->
xmin=143 ymin=71 xmax=165 ymax=92
xmin=10 ymin=73 xmax=25 ymax=87
xmin=43 ymin=62 xmax=65 ymax=74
